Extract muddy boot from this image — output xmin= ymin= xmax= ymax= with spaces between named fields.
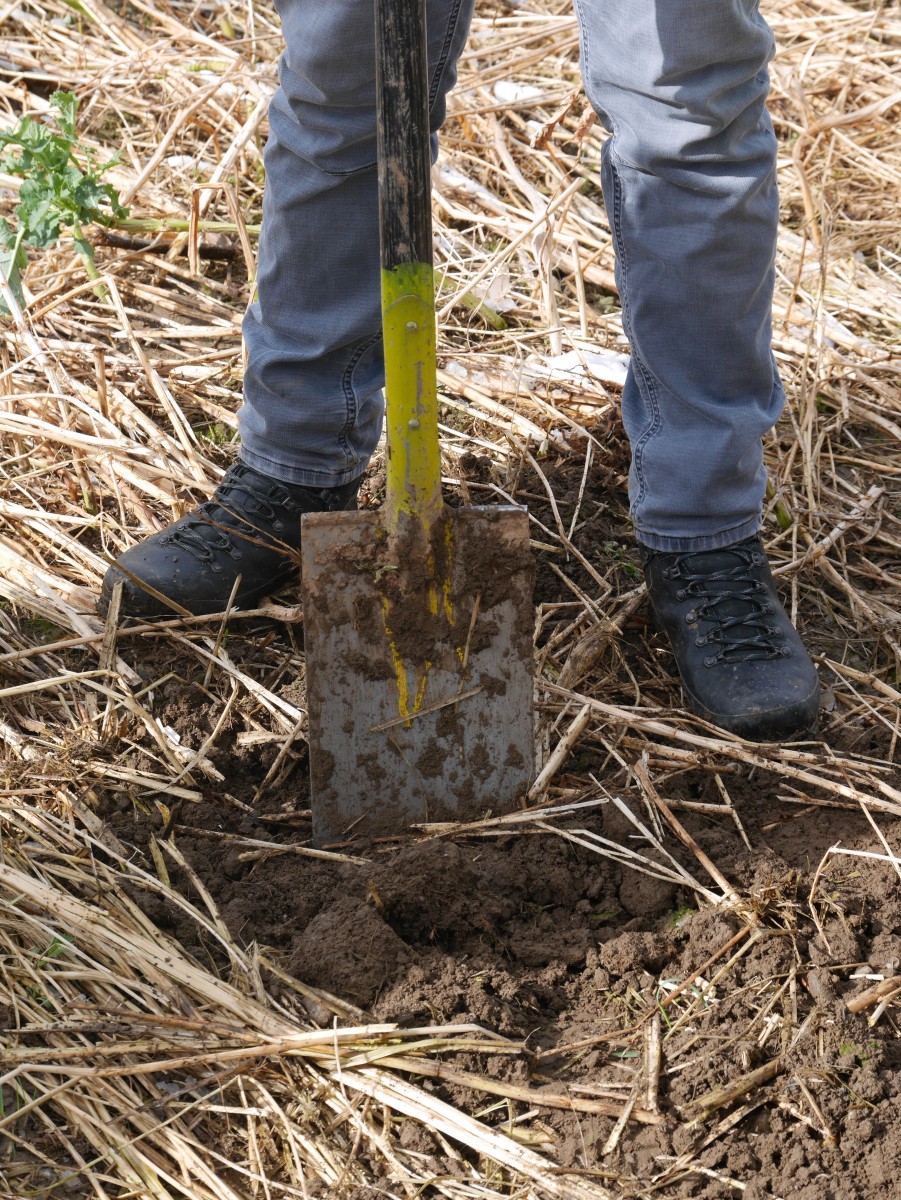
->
xmin=99 ymin=461 xmax=362 ymax=618
xmin=640 ymin=534 xmax=819 ymax=741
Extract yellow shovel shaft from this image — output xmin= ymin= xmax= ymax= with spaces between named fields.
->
xmin=382 ymin=262 xmax=442 ymax=532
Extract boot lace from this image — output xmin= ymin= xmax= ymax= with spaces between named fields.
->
xmin=664 ymin=542 xmax=791 ymax=668
xmin=161 ymin=465 xmax=304 ymax=565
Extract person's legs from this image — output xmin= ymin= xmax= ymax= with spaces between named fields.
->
xmin=573 ymin=0 xmax=782 ymax=551
xmin=240 ymin=0 xmax=475 ymax=488
xmin=573 ymin=0 xmax=818 ymax=737
xmin=100 ymin=0 xmax=474 ymax=617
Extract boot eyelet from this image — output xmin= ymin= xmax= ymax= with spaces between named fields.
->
xmin=703 ymin=654 xmax=718 ymax=668
xmin=675 ymin=588 xmax=686 ymax=601
xmin=211 ymin=563 xmax=223 ymax=573
xmin=230 ymin=549 xmax=243 ymax=561
xmin=685 ymin=609 xmax=697 ymax=624
xmin=695 ymin=636 xmax=707 ymax=647
xmin=273 ymin=520 xmax=284 ymax=532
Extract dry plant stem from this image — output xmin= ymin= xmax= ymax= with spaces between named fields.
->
xmin=174 ymin=826 xmax=368 ymax=866
xmin=681 ymin=1059 xmax=784 ymax=1124
xmin=0 ymin=605 xmax=304 ymax=666
xmin=645 ymin=1013 xmax=662 ymax=1115
xmin=107 ymin=557 xmax=193 ymax=618
xmin=601 ymin=1092 xmax=637 ymax=1155
xmin=202 ymin=571 xmax=243 ymax=688
xmin=867 ymin=985 xmax=901 ymax=1028
xmin=773 ymin=483 xmax=884 ymax=575
xmin=367 ymin=1055 xmax=664 ymax=1125
xmin=794 ymin=1074 xmax=838 ymax=1144
xmin=845 ymin=975 xmax=901 ymax=1015
xmin=632 ymin=759 xmax=744 ymax=910
xmin=546 ymin=683 xmax=901 ymax=814
xmin=156 ymin=686 xmax=235 ymax=791
xmin=251 ymin=711 xmax=307 ymax=802
xmin=808 ymin=845 xmax=837 ymax=955
xmin=335 ymin=1067 xmax=616 ymax=1200
xmin=528 ymin=701 xmax=592 ymax=799
xmin=436 ymin=177 xmax=583 ymax=320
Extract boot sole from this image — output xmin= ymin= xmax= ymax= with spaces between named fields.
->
xmin=98 ymin=565 xmax=297 ymax=620
xmin=680 ymin=678 xmax=821 ymax=744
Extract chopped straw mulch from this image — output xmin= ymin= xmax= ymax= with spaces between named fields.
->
xmin=0 ymin=0 xmax=900 ymax=1197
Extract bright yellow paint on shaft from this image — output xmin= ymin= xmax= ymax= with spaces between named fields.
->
xmin=380 ymin=262 xmax=452 ymax=720
xmin=381 ymin=263 xmax=443 ymax=532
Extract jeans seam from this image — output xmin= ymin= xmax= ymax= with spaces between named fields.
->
xmin=571 ymin=0 xmax=589 ymax=74
xmin=338 ymin=332 xmax=382 ymax=468
xmin=608 ymin=152 xmax=660 ymax=518
xmin=428 ymin=0 xmax=465 ymax=112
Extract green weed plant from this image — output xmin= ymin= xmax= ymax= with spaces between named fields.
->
xmin=0 ymin=90 xmax=128 ymax=310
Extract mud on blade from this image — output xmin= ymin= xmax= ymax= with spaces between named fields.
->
xmin=301 ymin=505 xmax=534 ymax=846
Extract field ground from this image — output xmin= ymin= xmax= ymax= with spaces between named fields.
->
xmin=0 ymin=1 xmax=900 ymax=1197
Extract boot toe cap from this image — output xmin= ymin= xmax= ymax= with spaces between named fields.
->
xmin=684 ymin=655 xmax=820 ymax=742
xmin=98 ymin=561 xmax=185 ymax=619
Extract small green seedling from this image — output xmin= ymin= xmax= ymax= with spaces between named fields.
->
xmin=24 ymin=932 xmax=75 ymax=1009
xmin=0 ymin=90 xmax=128 ymax=310
xmin=666 ymin=905 xmax=695 ymax=929
xmin=601 ymin=540 xmax=641 ymax=579
xmin=839 ymin=1039 xmax=880 ymax=1068
xmin=588 ymin=908 xmax=619 ymax=926
xmin=32 ymin=932 xmax=74 ymax=968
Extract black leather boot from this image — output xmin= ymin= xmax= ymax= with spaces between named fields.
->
xmin=640 ymin=534 xmax=819 ymax=741
xmin=99 ymin=461 xmax=362 ymax=618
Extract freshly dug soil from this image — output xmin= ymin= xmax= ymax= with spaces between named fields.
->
xmin=102 ymin=754 xmax=901 ymax=1200
xmin=96 ymin=448 xmax=901 ymax=1198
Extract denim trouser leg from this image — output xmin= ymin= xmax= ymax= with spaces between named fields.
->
xmin=573 ymin=0 xmax=784 ymax=551
xmin=240 ymin=0 xmax=475 ymax=488
xmin=241 ymin=0 xmax=784 ymax=550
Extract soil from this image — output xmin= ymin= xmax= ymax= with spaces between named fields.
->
xmin=95 ymin=443 xmax=901 ymax=1199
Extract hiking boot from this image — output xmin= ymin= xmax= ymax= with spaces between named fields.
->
xmin=99 ymin=461 xmax=362 ymax=618
xmin=639 ymin=534 xmax=819 ymax=741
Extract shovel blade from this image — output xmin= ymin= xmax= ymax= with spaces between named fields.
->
xmin=301 ymin=505 xmax=534 ymax=846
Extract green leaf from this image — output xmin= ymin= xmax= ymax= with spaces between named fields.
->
xmin=19 ymin=195 xmax=62 ymax=248
xmin=0 ymin=219 xmax=27 ymax=315
xmin=51 ymin=90 xmax=79 ymax=140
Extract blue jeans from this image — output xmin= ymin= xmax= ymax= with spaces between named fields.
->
xmin=240 ymin=0 xmax=784 ymax=552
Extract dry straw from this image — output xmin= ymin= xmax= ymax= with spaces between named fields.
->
xmin=0 ymin=0 xmax=899 ymax=1194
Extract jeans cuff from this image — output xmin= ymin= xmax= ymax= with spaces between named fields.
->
xmin=239 ymin=446 xmax=365 ymax=490
xmin=634 ymin=514 xmax=762 ymax=554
